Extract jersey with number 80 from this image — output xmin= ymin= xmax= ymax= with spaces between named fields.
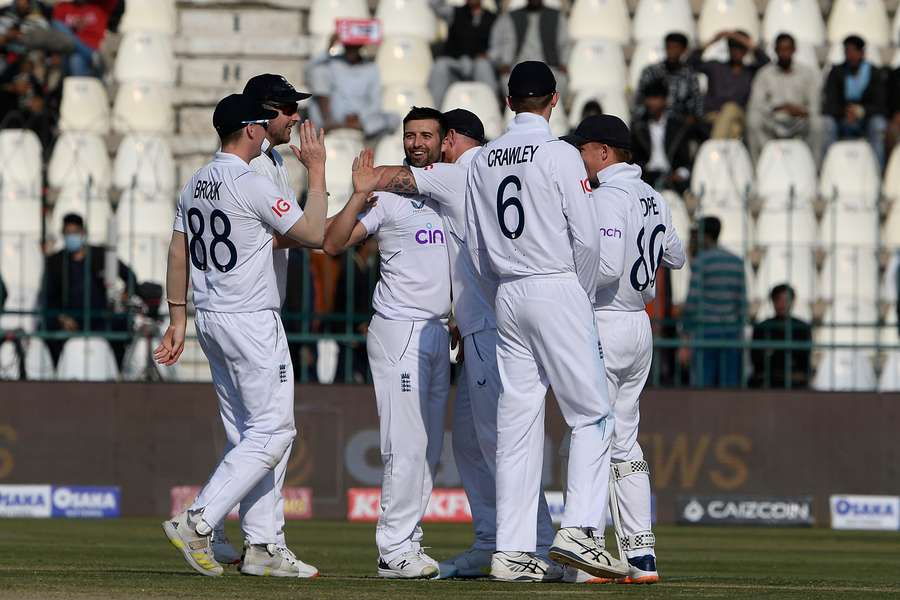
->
xmin=174 ymin=151 xmax=303 ymax=313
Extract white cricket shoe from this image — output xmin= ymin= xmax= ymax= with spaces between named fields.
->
xmin=377 ymin=549 xmax=440 ymax=579
xmin=490 ymin=551 xmax=564 ymax=582
xmin=211 ymin=526 xmax=241 ymax=565
xmin=438 ymin=547 xmax=493 ymax=579
xmin=162 ymin=510 xmax=223 ymax=577
xmin=240 ymin=543 xmax=319 ymax=578
xmin=619 ymin=554 xmax=660 ymax=584
xmin=549 ymin=527 xmax=629 ymax=580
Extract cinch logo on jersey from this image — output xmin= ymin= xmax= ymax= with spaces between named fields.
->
xmin=600 ymin=227 xmax=622 ymax=238
xmin=347 ymin=488 xmax=472 ymax=522
xmin=271 ymin=198 xmax=292 ymax=217
xmin=486 ymin=144 xmax=539 ymax=167
xmin=0 ymin=484 xmax=51 ymax=518
xmin=51 ymin=486 xmax=120 ymax=518
xmin=193 ymin=179 xmax=222 ymax=201
xmin=415 ymin=223 xmax=445 ymax=245
xmin=677 ymin=496 xmax=814 ymax=526
xmin=830 ymin=495 xmax=900 ymax=531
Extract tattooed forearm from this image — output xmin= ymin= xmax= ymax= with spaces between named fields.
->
xmin=379 ymin=166 xmax=419 ymax=194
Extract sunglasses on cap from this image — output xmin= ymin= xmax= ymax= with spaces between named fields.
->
xmin=240 ymin=119 xmax=269 ymax=129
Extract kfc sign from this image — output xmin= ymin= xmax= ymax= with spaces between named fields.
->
xmin=347 ymin=488 xmax=472 ymax=522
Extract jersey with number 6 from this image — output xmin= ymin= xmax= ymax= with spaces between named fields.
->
xmin=174 ymin=151 xmax=303 ymax=313
xmin=592 ymin=163 xmax=685 ymax=311
xmin=465 ymin=112 xmax=608 ymax=297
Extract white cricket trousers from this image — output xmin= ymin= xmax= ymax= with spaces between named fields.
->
xmin=190 ymin=309 xmax=296 ymax=545
xmin=367 ymin=315 xmax=450 ymax=561
xmin=594 ymin=309 xmax=654 ymax=558
xmin=494 ymin=274 xmax=614 ymax=552
xmin=453 ymin=328 xmax=555 ymax=554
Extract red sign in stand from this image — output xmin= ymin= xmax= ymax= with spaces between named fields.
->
xmin=347 ymin=488 xmax=472 ymax=523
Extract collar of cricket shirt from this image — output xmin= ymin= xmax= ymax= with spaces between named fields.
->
xmin=597 ymin=162 xmax=641 ymax=185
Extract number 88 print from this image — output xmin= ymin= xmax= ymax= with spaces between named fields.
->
xmin=187 ymin=208 xmax=238 ymax=273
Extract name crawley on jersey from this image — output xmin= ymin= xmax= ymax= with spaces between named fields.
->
xmin=486 ymin=144 xmax=540 ymax=167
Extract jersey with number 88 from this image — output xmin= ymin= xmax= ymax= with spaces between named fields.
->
xmin=174 ymin=152 xmax=303 ymax=313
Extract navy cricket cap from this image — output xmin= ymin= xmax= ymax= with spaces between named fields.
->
xmin=243 ymin=73 xmax=311 ymax=105
xmin=561 ymin=114 xmax=631 ymax=151
xmin=507 ymin=60 xmax=556 ymax=98
xmin=443 ymin=108 xmax=486 ymax=144
xmin=213 ymin=94 xmax=278 ymax=137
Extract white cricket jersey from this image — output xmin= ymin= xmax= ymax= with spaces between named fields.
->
xmin=249 ymin=148 xmax=293 ymax=306
xmin=411 ymin=147 xmax=497 ymax=337
xmin=174 ymin=151 xmax=303 ymax=313
xmin=358 ymin=192 xmax=451 ymax=321
xmin=592 ymin=163 xmax=686 ymax=311
xmin=464 ymin=112 xmax=607 ymax=297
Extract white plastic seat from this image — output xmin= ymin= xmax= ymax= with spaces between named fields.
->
xmin=117 ymin=233 xmax=170 ymax=284
xmin=374 ymin=132 xmax=406 ymax=166
xmin=309 ymin=0 xmax=369 ymax=37
xmin=57 ymin=337 xmax=119 ymax=381
xmin=123 ymin=336 xmax=178 ymax=381
xmin=812 ymin=349 xmax=876 ymax=390
xmin=754 ymin=245 xmax=816 ymax=320
xmin=381 ymin=84 xmax=434 ymax=119
xmin=819 ymin=247 xmax=880 ymax=301
xmin=755 ymin=206 xmax=817 ymax=247
xmin=0 ymin=342 xmax=19 ymax=379
xmin=0 ymin=234 xmax=42 ymax=332
xmin=819 ymin=140 xmax=880 ymax=207
xmin=691 ymin=140 xmax=754 ymax=208
xmin=879 ymin=350 xmax=900 ymax=391
xmin=22 ymin=337 xmax=55 ymax=380
xmin=825 ymin=41 xmax=884 ymax=68
xmin=819 ymin=206 xmax=879 ymax=250
xmin=113 ymin=83 xmax=174 ymax=135
xmin=816 ymin=297 xmax=879 ymax=347
xmin=568 ymin=88 xmax=631 ymax=125
xmin=0 ymin=129 xmax=42 ymax=201
xmin=762 ymin=0 xmax=825 ymax=46
xmin=664 ymin=191 xmax=692 ymax=305
xmin=376 ymin=36 xmax=433 ymax=87
xmin=49 ymin=191 xmax=112 ymax=246
xmin=827 ymin=0 xmax=889 ymax=47
xmin=883 ymin=201 xmax=900 ymax=248
xmin=569 ymin=0 xmax=631 ymax=43
xmin=113 ymin=134 xmax=175 ymax=195
xmin=629 ymin=40 xmax=666 ymax=91
xmin=882 ymin=145 xmax=900 ymax=204
xmin=116 ymin=193 xmax=176 ymax=238
xmin=633 ymin=0 xmax=696 ymax=44
xmin=0 ymin=199 xmax=42 ymax=237
xmin=47 ymin=132 xmax=111 ymax=194
xmin=569 ymin=39 xmax=627 ymax=94
xmin=119 ymin=0 xmax=176 ymax=34
xmin=698 ymin=0 xmax=760 ymax=45
xmin=114 ymin=32 xmax=176 ymax=85
xmin=59 ymin=77 xmax=110 ymax=134
xmin=442 ymin=82 xmax=504 ymax=140
xmin=376 ymin=0 xmax=436 ymax=40
xmin=755 ymin=139 xmax=817 ymax=210
xmin=325 ymin=130 xmax=365 ymax=217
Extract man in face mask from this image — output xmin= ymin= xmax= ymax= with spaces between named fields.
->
xmin=42 ymin=212 xmax=138 ymax=368
xmin=746 ymin=32 xmax=822 ymax=162
xmin=633 ymin=32 xmax=703 ymax=124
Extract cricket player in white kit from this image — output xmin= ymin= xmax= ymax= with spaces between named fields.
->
xmin=561 ymin=115 xmax=685 ymax=584
xmin=465 ymin=61 xmax=628 ymax=581
xmin=155 ymin=94 xmax=327 ymax=577
xmin=323 ymin=107 xmax=451 ymax=579
xmin=351 ymin=109 xmax=557 ymax=579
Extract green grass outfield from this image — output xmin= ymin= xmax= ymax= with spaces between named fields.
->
xmin=0 ymin=518 xmax=898 ymax=599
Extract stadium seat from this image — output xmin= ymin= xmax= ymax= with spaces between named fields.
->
xmin=883 ymin=201 xmax=900 ymax=249
xmin=698 ymin=0 xmax=760 ymax=45
xmin=825 ymin=41 xmax=884 ymax=68
xmin=59 ymin=77 xmax=110 ymax=134
xmin=755 ymin=139 xmax=817 ymax=210
xmin=113 ymin=83 xmax=174 ymax=135
xmin=0 ymin=129 xmax=42 ymax=201
xmin=382 ymin=84 xmax=434 ymax=119
xmin=0 ymin=342 xmax=19 ymax=379
xmin=119 ymin=0 xmax=176 ymax=34
xmin=568 ymin=88 xmax=631 ymax=125
xmin=113 ymin=134 xmax=176 ymax=195
xmin=664 ymin=191 xmax=692 ymax=305
xmin=755 ymin=206 xmax=818 ymax=247
xmin=882 ymin=145 xmax=900 ymax=204
xmin=569 ymin=38 xmax=627 ymax=94
xmin=879 ymin=348 xmax=900 ymax=391
xmin=47 ymin=132 xmax=112 ymax=195
xmin=632 ymin=0 xmax=696 ymax=44
xmin=442 ymin=82 xmax=504 ymax=140
xmin=309 ymin=0 xmax=369 ymax=37
xmin=0 ymin=199 xmax=42 ymax=237
xmin=375 ymin=36 xmax=433 ymax=87
xmin=812 ymin=349 xmax=876 ymax=390
xmin=754 ymin=245 xmax=816 ymax=320
xmin=325 ymin=130 xmax=365 ymax=217
xmin=0 ymin=235 xmax=43 ymax=332
xmin=692 ymin=140 xmax=755 ymax=208
xmin=819 ymin=204 xmax=880 ymax=250
xmin=761 ymin=0 xmax=825 ymax=46
xmin=819 ymin=247 xmax=880 ymax=301
xmin=374 ymin=132 xmax=406 ymax=166
xmin=49 ymin=192 xmax=112 ymax=246
xmin=816 ymin=297 xmax=880 ymax=347
xmin=57 ymin=337 xmax=119 ymax=381
xmin=114 ymin=32 xmax=176 ymax=85
xmin=376 ymin=0 xmax=436 ymax=40
xmin=122 ymin=336 xmax=178 ymax=381
xmin=882 ymin=251 xmax=899 ymax=303
xmin=116 ymin=193 xmax=175 ymax=237
xmin=23 ymin=337 xmax=55 ymax=381
xmin=117 ymin=232 xmax=171 ymax=284
xmin=629 ymin=39 xmax=666 ymax=92
xmin=568 ymin=0 xmax=631 ymax=44
xmin=827 ymin=0 xmax=889 ymax=47
xmin=819 ymin=140 xmax=880 ymax=206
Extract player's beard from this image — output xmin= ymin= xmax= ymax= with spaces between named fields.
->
xmin=405 ymin=143 xmax=440 ymax=168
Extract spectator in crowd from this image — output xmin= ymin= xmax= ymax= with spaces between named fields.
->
xmin=749 ymin=283 xmax=812 ymax=389
xmin=42 ymin=213 xmax=138 ymax=367
xmin=747 ymin=33 xmax=822 ymax=162
xmin=633 ymin=32 xmax=703 ymax=124
xmin=427 ymin=0 xmax=497 ymax=108
xmin=690 ymin=30 xmax=769 ymax=139
xmin=680 ymin=216 xmax=747 ymax=387
xmin=306 ymin=34 xmax=400 ymax=138
xmin=822 ymin=35 xmax=888 ymax=167
xmin=630 ymin=79 xmax=693 ymax=193
xmin=488 ymin=0 xmax=570 ymax=98
xmin=51 ymin=0 xmax=117 ymax=77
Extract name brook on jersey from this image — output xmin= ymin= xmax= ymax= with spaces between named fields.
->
xmin=486 ymin=145 xmax=540 ymax=167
